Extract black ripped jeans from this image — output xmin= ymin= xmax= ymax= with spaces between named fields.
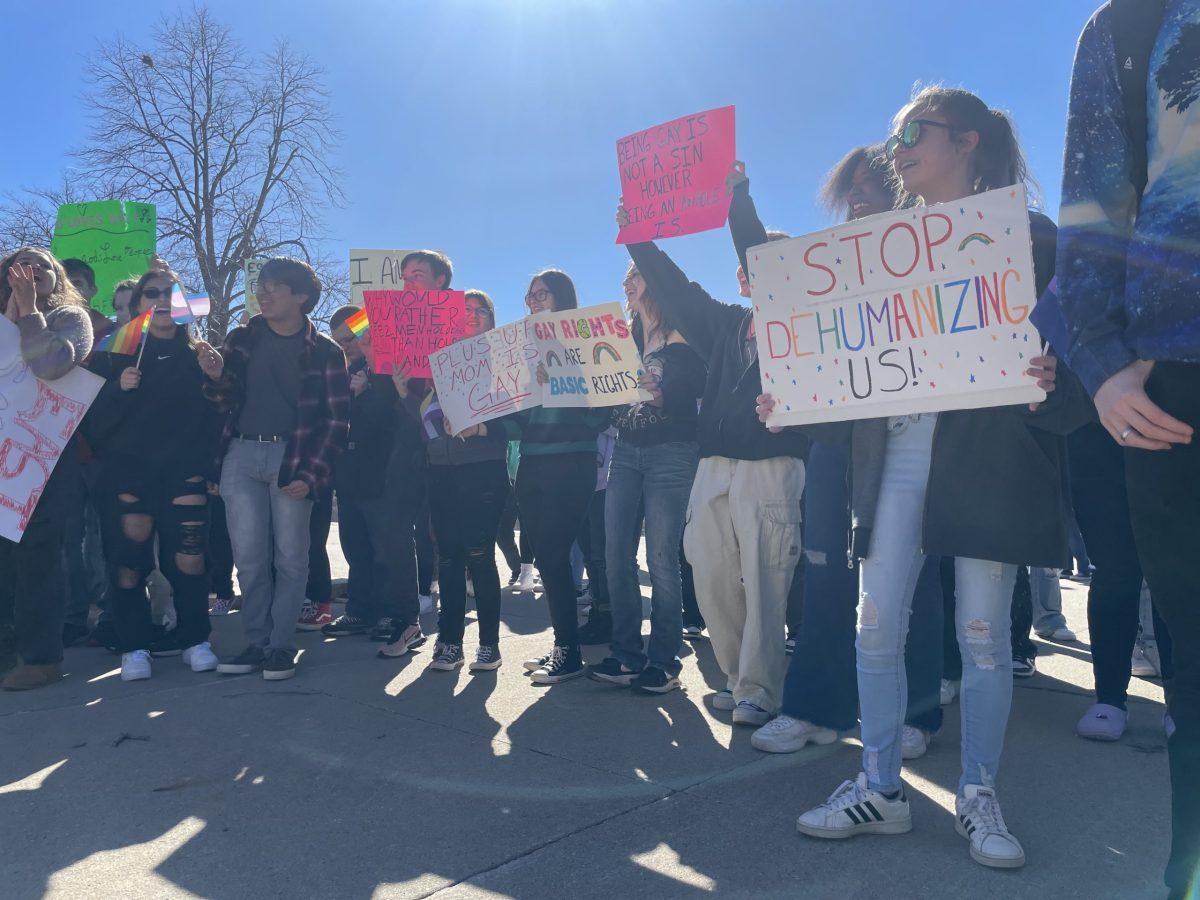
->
xmin=101 ymin=458 xmax=212 ymax=653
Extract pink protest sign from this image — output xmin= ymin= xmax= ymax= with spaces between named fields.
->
xmin=363 ymin=289 xmax=466 ymax=377
xmin=615 ymin=105 xmax=736 ymax=245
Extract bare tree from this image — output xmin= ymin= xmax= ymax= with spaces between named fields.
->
xmin=0 ymin=177 xmax=95 ymax=253
xmin=75 ymin=6 xmax=344 ymax=338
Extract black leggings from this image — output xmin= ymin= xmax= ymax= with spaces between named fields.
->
xmin=496 ymin=486 xmax=530 ymax=576
xmin=516 ymin=452 xmax=595 ymax=648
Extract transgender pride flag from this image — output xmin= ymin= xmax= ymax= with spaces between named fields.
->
xmin=170 ymin=284 xmax=212 ymax=323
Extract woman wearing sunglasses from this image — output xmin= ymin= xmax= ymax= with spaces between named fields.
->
xmin=758 ymin=87 xmax=1089 ymax=868
xmin=86 ymin=267 xmax=222 ymax=681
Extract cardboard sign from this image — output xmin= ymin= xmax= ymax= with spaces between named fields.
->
xmin=363 ymin=288 xmax=466 ymax=377
xmin=530 ymin=302 xmax=647 ymax=408
xmin=50 ymin=201 xmax=157 ymax=316
xmin=750 ymin=186 xmax=1045 ymax=427
xmin=349 ymin=248 xmax=416 ymax=308
xmin=430 ymin=302 xmax=649 ymax=430
xmin=616 ymin=106 xmax=736 ymax=244
xmin=0 ymin=318 xmax=103 ymax=542
xmin=244 ymin=258 xmax=267 ymax=319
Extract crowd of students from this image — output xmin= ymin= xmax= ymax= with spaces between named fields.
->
xmin=1 ymin=2 xmax=1196 ymax=894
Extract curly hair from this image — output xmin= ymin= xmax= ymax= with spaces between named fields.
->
xmin=0 ymin=247 xmax=88 ymax=315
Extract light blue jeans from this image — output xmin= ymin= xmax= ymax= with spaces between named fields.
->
xmin=605 ymin=440 xmax=699 ymax=675
xmin=857 ymin=414 xmax=1016 ymax=794
xmin=220 ymin=439 xmax=313 ymax=653
xmin=1029 ymin=566 xmax=1068 ymax=634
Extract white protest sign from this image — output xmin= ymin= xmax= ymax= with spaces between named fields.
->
xmin=750 ymin=185 xmax=1045 ymax=427
xmin=530 ymin=302 xmax=649 ymax=408
xmin=429 ymin=318 xmax=542 ymax=432
xmin=0 ymin=318 xmax=103 ymax=542
xmin=349 ymin=249 xmax=416 ymax=308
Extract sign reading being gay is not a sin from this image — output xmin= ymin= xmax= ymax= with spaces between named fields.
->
xmin=750 ymin=186 xmax=1045 ymax=428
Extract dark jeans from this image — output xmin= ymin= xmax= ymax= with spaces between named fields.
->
xmin=0 ymin=455 xmax=77 ymax=665
xmin=516 ymin=452 xmax=595 ymax=648
xmin=102 ymin=459 xmax=211 ymax=652
xmin=207 ymin=494 xmax=235 ymax=598
xmin=336 ymin=453 xmax=379 ymax=621
xmin=307 ymin=492 xmax=333 ymax=604
xmin=781 ymin=442 xmax=943 ymax=732
xmin=942 ymin=559 xmax=963 ymax=680
xmin=429 ymin=460 xmax=508 ymax=646
xmin=1011 ymin=567 xmax=1037 ymax=660
xmin=1123 ymin=362 xmax=1200 ymax=898
xmin=416 ymin=500 xmax=437 ymax=595
xmin=382 ymin=457 xmax=426 ymax=630
xmin=680 ymin=542 xmax=705 ymax=629
xmin=577 ymin=489 xmax=609 ymax=612
xmin=63 ymin=461 xmax=106 ymax=628
xmin=496 ymin=486 xmax=525 ymax=576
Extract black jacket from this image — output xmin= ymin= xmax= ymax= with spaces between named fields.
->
xmin=336 ymin=369 xmax=400 ymax=500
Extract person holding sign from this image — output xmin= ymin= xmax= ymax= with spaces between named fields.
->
xmin=502 ymin=271 xmax=613 ymax=685
xmin=84 ymin=269 xmax=222 ymax=681
xmin=0 ymin=248 xmax=94 ymax=691
xmin=586 ymin=264 xmax=705 ymax=694
xmin=757 ymin=88 xmax=1085 ymax=869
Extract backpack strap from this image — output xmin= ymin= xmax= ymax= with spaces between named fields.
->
xmin=1110 ymin=0 xmax=1168 ymax=204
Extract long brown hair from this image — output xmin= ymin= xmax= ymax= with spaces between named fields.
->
xmin=624 ymin=262 xmax=680 ymax=352
xmin=0 ymin=247 xmax=87 ymax=315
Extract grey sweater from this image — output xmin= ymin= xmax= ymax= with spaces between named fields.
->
xmin=17 ymin=305 xmax=94 ymax=380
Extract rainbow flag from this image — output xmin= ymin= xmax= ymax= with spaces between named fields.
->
xmin=345 ymin=307 xmax=369 ymax=336
xmin=98 ymin=308 xmax=153 ymax=354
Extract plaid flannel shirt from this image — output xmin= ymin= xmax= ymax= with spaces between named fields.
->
xmin=206 ymin=315 xmax=350 ymax=498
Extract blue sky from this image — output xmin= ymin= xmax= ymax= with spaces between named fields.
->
xmin=3 ymin=0 xmax=1101 ymax=324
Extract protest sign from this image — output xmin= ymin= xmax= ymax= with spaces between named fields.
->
xmin=616 ymin=106 xmax=736 ymax=245
xmin=0 ymin=318 xmax=102 ymax=542
xmin=429 ymin=318 xmax=542 ymax=432
xmin=530 ymin=302 xmax=649 ymax=408
xmin=243 ymin=258 xmax=267 ymax=319
xmin=349 ymin=248 xmax=416 ymax=308
xmin=750 ymin=185 xmax=1045 ymax=427
xmin=363 ymin=288 xmax=466 ymax=377
xmin=50 ymin=201 xmax=157 ymax=316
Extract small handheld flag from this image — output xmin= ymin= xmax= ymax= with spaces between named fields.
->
xmin=170 ymin=285 xmax=211 ymax=324
xmin=97 ymin=308 xmax=153 ymax=355
xmin=345 ymin=307 xmax=369 ymax=337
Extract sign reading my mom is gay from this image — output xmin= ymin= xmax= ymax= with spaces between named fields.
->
xmin=749 ymin=185 xmax=1046 ymax=428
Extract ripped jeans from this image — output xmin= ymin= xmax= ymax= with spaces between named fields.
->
xmin=857 ymin=414 xmax=1016 ymax=795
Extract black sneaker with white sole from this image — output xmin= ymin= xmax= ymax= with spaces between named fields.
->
xmin=322 ymin=614 xmax=369 ymax=637
xmin=217 ymin=646 xmax=266 ymax=675
xmin=530 ymin=646 xmax=584 ymax=685
xmin=587 ymin=657 xmax=642 ymax=686
xmin=263 ymin=649 xmax=297 ymax=681
xmin=470 ymin=645 xmax=502 ymax=671
xmin=427 ymin=643 xmax=465 ymax=671
xmin=523 ymin=652 xmax=552 ymax=673
xmin=633 ymin=666 xmax=680 ymax=694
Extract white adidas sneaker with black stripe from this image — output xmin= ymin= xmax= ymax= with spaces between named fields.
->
xmin=955 ymin=784 xmax=1025 ymax=868
xmin=796 ymin=773 xmax=913 ymax=839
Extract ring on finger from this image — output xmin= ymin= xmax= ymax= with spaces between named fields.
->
xmin=1120 ymin=426 xmax=1135 ymax=442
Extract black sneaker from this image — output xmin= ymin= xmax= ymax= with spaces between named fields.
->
xmin=633 ymin=666 xmax=681 ymax=695
xmin=470 ymin=644 xmax=502 ymax=672
xmin=322 ymin=614 xmax=369 ymax=636
xmin=682 ymin=624 xmax=707 ymax=640
xmin=587 ymin=656 xmax=642 ymax=686
xmin=1012 ymin=656 xmax=1036 ymax=678
xmin=263 ymin=649 xmax=297 ymax=681
xmin=150 ymin=632 xmax=186 ymax=657
xmin=217 ymin=646 xmax=266 ymax=675
xmin=427 ymin=643 xmax=465 ymax=671
xmin=530 ymin=645 xmax=584 ymax=684
xmin=369 ymin=617 xmax=396 ymax=641
xmin=577 ymin=610 xmax=612 ymax=646
xmin=523 ymin=652 xmax=552 ymax=674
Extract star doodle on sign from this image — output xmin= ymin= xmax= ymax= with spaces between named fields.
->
xmin=970 ymin=374 xmax=976 ymax=383
xmin=835 ymin=257 xmax=842 ymax=265
xmin=816 ymin=364 xmax=823 ymax=372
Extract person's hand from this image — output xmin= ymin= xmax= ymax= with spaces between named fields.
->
xmin=725 ymin=160 xmax=748 ymax=195
xmin=196 ymin=341 xmax=224 ymax=380
xmin=616 ymin=201 xmax=630 ymax=229
xmin=455 ymin=423 xmax=487 ymax=439
xmin=1025 ymin=354 xmax=1057 ymax=411
xmin=7 ymin=264 xmax=38 ymax=318
xmin=349 ymin=370 xmax=369 ymax=397
xmin=390 ymin=363 xmax=414 ymax=398
xmin=119 ymin=367 xmax=142 ymax=392
xmin=281 ymin=479 xmax=310 ymax=499
xmin=1094 ymin=360 xmax=1193 ymax=451
xmin=756 ymin=392 xmax=784 ymax=433
xmin=639 ymin=371 xmax=664 ymax=407
xmin=535 ymin=362 xmax=548 ymax=385
xmin=207 ymin=481 xmax=220 ymax=496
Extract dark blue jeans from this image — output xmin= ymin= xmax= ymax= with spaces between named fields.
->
xmin=606 ymin=440 xmax=698 ymax=675
xmin=781 ymin=442 xmax=943 ymax=733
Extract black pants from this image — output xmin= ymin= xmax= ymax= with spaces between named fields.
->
xmin=306 ymin=491 xmax=333 ymax=604
xmin=416 ymin=499 xmax=437 ymax=595
xmin=0 ymin=455 xmax=77 ymax=665
xmin=336 ymin=476 xmax=376 ymax=620
xmin=207 ymin=494 xmax=235 ymax=598
xmin=516 ymin=452 xmax=595 ymax=648
xmin=102 ymin=460 xmax=211 ymax=653
xmin=496 ymin=486 xmax=524 ymax=577
xmin=1010 ymin=567 xmax=1037 ymax=660
xmin=576 ymin=489 xmax=610 ymax=612
xmin=429 ymin=460 xmax=508 ymax=645
xmin=383 ymin=453 xmax=427 ymax=629
xmin=940 ymin=558 xmax=963 ymax=680
xmin=680 ymin=542 xmax=705 ymax=628
xmin=1123 ymin=362 xmax=1200 ymax=898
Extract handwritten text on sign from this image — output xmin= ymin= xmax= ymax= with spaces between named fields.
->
xmin=750 ymin=186 xmax=1045 ymax=427
xmin=0 ymin=319 xmax=103 ymax=542
xmin=616 ymin=106 xmax=736 ymax=244
xmin=349 ymin=248 xmax=416 ymax=308
xmin=530 ymin=302 xmax=648 ymax=408
xmin=363 ymin=289 xmax=466 ymax=377
xmin=430 ymin=319 xmax=542 ymax=432
xmin=50 ymin=201 xmax=157 ymax=316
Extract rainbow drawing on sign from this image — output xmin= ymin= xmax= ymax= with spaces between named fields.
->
xmin=957 ymin=232 xmax=994 ymax=251
xmin=544 ymin=350 xmax=562 ymax=368
xmin=592 ymin=341 xmax=621 ymax=364
xmin=345 ymin=307 xmax=369 ymax=337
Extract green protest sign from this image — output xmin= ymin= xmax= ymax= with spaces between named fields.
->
xmin=50 ymin=201 xmax=157 ymax=316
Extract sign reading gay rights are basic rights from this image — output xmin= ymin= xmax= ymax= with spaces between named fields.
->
xmin=750 ymin=186 xmax=1045 ymax=428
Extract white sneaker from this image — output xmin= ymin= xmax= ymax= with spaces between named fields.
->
xmin=732 ymin=700 xmax=771 ymax=726
xmin=121 ymin=649 xmax=152 ymax=682
xmin=515 ymin=564 xmax=538 ymax=592
xmin=182 ymin=642 xmax=218 ymax=672
xmin=1036 ymin=625 xmax=1077 ymax=642
xmin=418 ymin=594 xmax=435 ymax=615
xmin=751 ymin=715 xmax=838 ymax=753
xmin=796 ymin=773 xmax=912 ymax=839
xmin=1131 ymin=642 xmax=1160 ymax=677
xmin=940 ymin=679 xmax=960 ymax=705
xmin=955 ymin=785 xmax=1025 ymax=868
xmin=711 ymin=690 xmax=735 ymax=711
xmin=900 ymin=725 xmax=930 ymax=760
